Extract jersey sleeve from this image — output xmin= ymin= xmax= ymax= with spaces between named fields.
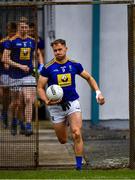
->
xmin=40 ymin=66 xmax=49 ymax=78
xmin=32 ymin=39 xmax=36 ymax=49
xmin=75 ymin=62 xmax=84 ymax=75
xmin=38 ymin=37 xmax=44 ymax=50
xmin=4 ymin=40 xmax=12 ymax=50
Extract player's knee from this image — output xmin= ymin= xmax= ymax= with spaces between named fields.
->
xmin=72 ymin=128 xmax=81 ymax=142
xmin=10 ymin=100 xmax=19 ymax=108
xmin=58 ymin=138 xmax=67 ymax=144
xmin=25 ymin=96 xmax=31 ymax=104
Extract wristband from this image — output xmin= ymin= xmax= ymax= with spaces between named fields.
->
xmin=38 ymin=64 xmax=44 ymax=73
xmin=96 ymin=90 xmax=101 ymax=99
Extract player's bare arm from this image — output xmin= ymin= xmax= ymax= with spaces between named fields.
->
xmin=80 ymin=70 xmax=105 ymax=105
xmin=37 ymin=75 xmax=61 ymax=105
xmin=37 ymin=75 xmax=49 ymax=103
xmin=2 ymin=49 xmax=29 ymax=72
xmin=37 ymin=49 xmax=44 ymax=73
xmin=37 ymin=48 xmax=44 ymax=64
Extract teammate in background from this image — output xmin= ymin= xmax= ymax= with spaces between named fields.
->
xmin=37 ymin=39 xmax=105 ymax=170
xmin=2 ymin=18 xmax=44 ymax=136
xmin=28 ymin=22 xmax=44 ymax=73
xmin=0 ymin=33 xmax=3 ymax=108
xmin=0 ymin=22 xmax=17 ymax=128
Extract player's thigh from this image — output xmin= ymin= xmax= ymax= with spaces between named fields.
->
xmin=10 ymin=90 xmax=20 ymax=101
xmin=53 ymin=121 xmax=67 ymax=140
xmin=68 ymin=112 xmax=82 ymax=131
xmin=22 ymin=87 xmax=36 ymax=103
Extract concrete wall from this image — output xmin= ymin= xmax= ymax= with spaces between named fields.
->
xmin=45 ymin=5 xmax=129 ymax=121
xmin=100 ymin=5 xmax=129 ymax=120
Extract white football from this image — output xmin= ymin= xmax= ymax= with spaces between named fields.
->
xmin=46 ymin=84 xmax=63 ymax=101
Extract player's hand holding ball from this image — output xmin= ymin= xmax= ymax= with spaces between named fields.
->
xmin=46 ymin=84 xmax=63 ymax=105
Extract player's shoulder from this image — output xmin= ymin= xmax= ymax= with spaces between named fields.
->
xmin=45 ymin=59 xmax=55 ymax=68
xmin=27 ymin=35 xmax=35 ymax=41
xmin=0 ymin=38 xmax=6 ymax=43
xmin=9 ymin=34 xmax=19 ymax=41
xmin=69 ymin=59 xmax=83 ymax=69
xmin=0 ymin=36 xmax=9 ymax=43
xmin=69 ymin=59 xmax=80 ymax=64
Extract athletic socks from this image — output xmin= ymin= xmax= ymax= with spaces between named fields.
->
xmin=25 ymin=122 xmax=33 ymax=136
xmin=25 ymin=122 xmax=32 ymax=130
xmin=75 ymin=156 xmax=82 ymax=170
xmin=19 ymin=120 xmax=25 ymax=130
xmin=2 ymin=112 xmax=7 ymax=120
xmin=2 ymin=112 xmax=8 ymax=128
xmin=11 ymin=118 xmax=18 ymax=136
xmin=19 ymin=120 xmax=25 ymax=134
xmin=11 ymin=117 xmax=18 ymax=126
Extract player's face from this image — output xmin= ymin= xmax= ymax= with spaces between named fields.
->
xmin=18 ymin=22 xmax=29 ymax=36
xmin=52 ymin=43 xmax=67 ymax=61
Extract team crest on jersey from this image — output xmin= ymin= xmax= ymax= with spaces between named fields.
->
xmin=60 ymin=66 xmax=66 ymax=73
xmin=23 ymin=42 xmax=27 ymax=47
xmin=57 ymin=73 xmax=71 ymax=87
xmin=20 ymin=48 xmax=31 ymax=60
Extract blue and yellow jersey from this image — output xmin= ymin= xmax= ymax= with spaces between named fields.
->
xmin=5 ymin=34 xmax=35 ymax=79
xmin=0 ymin=37 xmax=10 ymax=75
xmin=37 ymin=37 xmax=44 ymax=50
xmin=40 ymin=58 xmax=84 ymax=101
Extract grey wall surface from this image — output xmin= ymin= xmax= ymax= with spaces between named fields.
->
xmin=100 ymin=5 xmax=129 ymax=120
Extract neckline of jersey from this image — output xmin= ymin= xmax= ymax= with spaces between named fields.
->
xmin=13 ymin=33 xmax=32 ymax=40
xmin=54 ymin=57 xmax=69 ymax=64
